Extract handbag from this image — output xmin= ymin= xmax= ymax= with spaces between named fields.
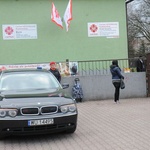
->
xmin=120 ymin=79 xmax=125 ymax=89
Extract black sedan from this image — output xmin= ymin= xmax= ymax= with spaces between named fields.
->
xmin=0 ymin=69 xmax=78 ymax=139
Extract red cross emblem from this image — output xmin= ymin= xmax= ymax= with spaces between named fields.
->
xmin=90 ymin=24 xmax=98 ymax=33
xmin=5 ymin=26 xmax=14 ymax=35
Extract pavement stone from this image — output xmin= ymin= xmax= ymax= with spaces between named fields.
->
xmin=0 ymin=98 xmax=150 ymax=150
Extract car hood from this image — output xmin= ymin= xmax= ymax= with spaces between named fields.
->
xmin=0 ymin=89 xmax=74 ymax=107
xmin=0 ymin=88 xmax=67 ymax=98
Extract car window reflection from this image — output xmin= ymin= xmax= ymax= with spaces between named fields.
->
xmin=0 ymin=72 xmax=60 ymax=91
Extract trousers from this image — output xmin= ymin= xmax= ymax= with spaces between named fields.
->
xmin=113 ymin=82 xmax=121 ymax=102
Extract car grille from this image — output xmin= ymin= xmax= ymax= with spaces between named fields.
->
xmin=21 ymin=107 xmax=39 ymax=115
xmin=21 ymin=106 xmax=58 ymax=115
xmin=41 ymin=106 xmax=58 ymax=114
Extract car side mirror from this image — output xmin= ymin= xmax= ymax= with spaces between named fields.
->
xmin=62 ymin=83 xmax=69 ymax=89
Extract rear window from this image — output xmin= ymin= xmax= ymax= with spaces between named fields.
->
xmin=0 ymin=71 xmax=60 ymax=91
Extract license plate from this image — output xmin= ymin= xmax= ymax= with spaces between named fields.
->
xmin=28 ymin=119 xmax=54 ymax=126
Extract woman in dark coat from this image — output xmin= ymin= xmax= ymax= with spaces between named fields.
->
xmin=110 ymin=60 xmax=124 ymax=103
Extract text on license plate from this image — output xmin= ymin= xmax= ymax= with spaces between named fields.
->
xmin=28 ymin=119 xmax=54 ymax=126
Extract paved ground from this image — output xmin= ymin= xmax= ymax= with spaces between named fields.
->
xmin=0 ymin=98 xmax=150 ymax=150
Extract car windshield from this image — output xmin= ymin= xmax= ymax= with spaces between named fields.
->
xmin=0 ymin=71 xmax=60 ymax=91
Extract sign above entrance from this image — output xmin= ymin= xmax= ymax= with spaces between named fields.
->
xmin=2 ymin=24 xmax=37 ymax=40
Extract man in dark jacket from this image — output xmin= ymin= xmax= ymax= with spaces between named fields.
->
xmin=110 ymin=60 xmax=124 ymax=103
xmin=49 ymin=62 xmax=61 ymax=83
xmin=136 ymin=56 xmax=145 ymax=72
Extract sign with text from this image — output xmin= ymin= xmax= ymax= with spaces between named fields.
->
xmin=2 ymin=24 xmax=37 ymax=40
xmin=0 ymin=62 xmax=78 ymax=77
xmin=88 ymin=22 xmax=119 ymax=38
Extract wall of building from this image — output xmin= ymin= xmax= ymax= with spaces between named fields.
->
xmin=62 ymin=72 xmax=147 ymax=101
xmin=0 ymin=0 xmax=128 ymax=64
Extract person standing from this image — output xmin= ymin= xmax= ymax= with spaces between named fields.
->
xmin=49 ymin=62 xmax=61 ymax=83
xmin=110 ymin=60 xmax=124 ymax=103
xmin=136 ymin=56 xmax=145 ymax=72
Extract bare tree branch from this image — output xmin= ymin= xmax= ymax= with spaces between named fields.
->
xmin=127 ymin=0 xmax=150 ymax=42
xmin=127 ymin=0 xmax=150 ymax=57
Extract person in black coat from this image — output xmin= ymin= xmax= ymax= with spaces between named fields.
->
xmin=49 ymin=62 xmax=61 ymax=83
xmin=110 ymin=60 xmax=124 ymax=103
xmin=136 ymin=56 xmax=145 ymax=72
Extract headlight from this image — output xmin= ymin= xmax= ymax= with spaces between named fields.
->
xmin=68 ymin=105 xmax=76 ymax=112
xmin=60 ymin=106 xmax=68 ymax=113
xmin=8 ymin=110 xmax=18 ymax=117
xmin=0 ymin=109 xmax=18 ymax=117
xmin=0 ymin=110 xmax=7 ymax=117
xmin=60 ymin=104 xmax=76 ymax=113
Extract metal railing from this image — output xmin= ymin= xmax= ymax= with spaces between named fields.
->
xmin=73 ymin=58 xmax=138 ymax=76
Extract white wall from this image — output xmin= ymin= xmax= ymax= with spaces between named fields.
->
xmin=62 ymin=72 xmax=147 ymax=101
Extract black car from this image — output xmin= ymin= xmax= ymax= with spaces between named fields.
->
xmin=0 ymin=69 xmax=78 ymax=139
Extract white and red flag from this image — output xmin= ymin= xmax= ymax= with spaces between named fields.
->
xmin=63 ymin=0 xmax=72 ymax=32
xmin=51 ymin=2 xmax=63 ymax=29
